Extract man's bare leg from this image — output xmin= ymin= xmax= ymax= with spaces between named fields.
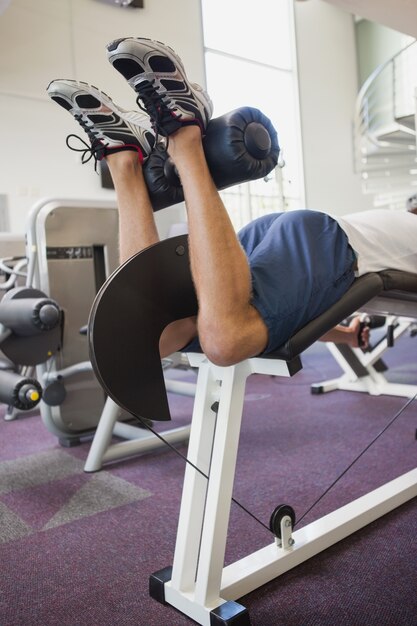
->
xmin=107 ymin=150 xmax=367 ymax=359
xmin=106 ymin=38 xmax=268 ymax=365
xmin=106 ymin=151 xmax=159 ymax=263
xmin=168 ymin=127 xmax=269 ymax=366
xmin=106 ymin=150 xmax=197 ymax=355
xmin=46 ymin=77 xmax=196 ymax=356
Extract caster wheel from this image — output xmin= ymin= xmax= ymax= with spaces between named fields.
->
xmin=269 ymin=504 xmax=296 ymax=538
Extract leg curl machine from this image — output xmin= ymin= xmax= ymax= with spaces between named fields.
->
xmin=25 ymin=198 xmax=122 ymax=446
xmin=87 ymin=116 xmax=417 ymax=624
xmin=89 ymin=237 xmax=417 ymax=626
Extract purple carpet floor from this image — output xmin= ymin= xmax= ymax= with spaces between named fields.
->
xmin=0 ymin=338 xmax=416 ymax=625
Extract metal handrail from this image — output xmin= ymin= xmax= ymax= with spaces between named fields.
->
xmin=353 ymin=39 xmax=417 ymax=207
xmin=354 ymin=38 xmax=416 ymax=122
xmin=354 ymin=38 xmax=417 ymax=161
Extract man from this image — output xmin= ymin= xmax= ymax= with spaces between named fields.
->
xmin=48 ymin=38 xmax=417 ymax=364
xmin=406 ymin=192 xmax=417 ymax=214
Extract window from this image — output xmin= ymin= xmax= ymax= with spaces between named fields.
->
xmin=201 ymin=0 xmax=304 ymax=229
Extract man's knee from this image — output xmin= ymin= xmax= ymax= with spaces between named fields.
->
xmin=199 ymin=329 xmax=244 ymax=367
xmin=198 ymin=312 xmax=268 ymax=367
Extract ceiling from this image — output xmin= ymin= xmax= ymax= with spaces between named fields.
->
xmin=321 ymin=0 xmax=417 ymax=38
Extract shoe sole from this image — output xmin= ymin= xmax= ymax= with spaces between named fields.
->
xmin=107 ymin=38 xmax=212 ymax=125
xmin=47 ymin=78 xmax=154 ymax=155
xmin=48 ymin=78 xmax=152 ymax=129
xmin=107 ymin=36 xmax=187 ymax=79
xmin=48 ymin=79 xmax=126 ymax=116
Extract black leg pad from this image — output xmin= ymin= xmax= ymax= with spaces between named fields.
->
xmin=210 ymin=601 xmax=251 ymax=625
xmin=149 ymin=566 xmax=172 ymax=604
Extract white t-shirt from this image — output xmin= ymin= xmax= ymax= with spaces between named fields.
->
xmin=334 ymin=209 xmax=417 ymax=276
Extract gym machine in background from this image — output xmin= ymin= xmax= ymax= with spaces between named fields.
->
xmin=0 ymin=198 xmax=196 ymax=459
xmin=25 ymin=198 xmax=121 ymax=445
xmin=0 ymin=234 xmax=59 ymax=417
xmin=0 ymin=200 xmax=122 ymax=442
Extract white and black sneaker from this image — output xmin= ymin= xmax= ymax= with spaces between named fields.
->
xmin=106 ymin=37 xmax=213 ymax=138
xmin=47 ymin=79 xmax=155 ymax=166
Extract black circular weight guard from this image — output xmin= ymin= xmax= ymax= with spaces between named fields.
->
xmin=88 ymin=235 xmax=198 ymax=422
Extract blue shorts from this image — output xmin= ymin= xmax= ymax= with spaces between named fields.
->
xmin=184 ymin=210 xmax=356 ymax=354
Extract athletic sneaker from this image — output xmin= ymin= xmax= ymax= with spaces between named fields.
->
xmin=106 ymin=37 xmax=213 ymax=138
xmin=46 ymin=79 xmax=155 ymax=166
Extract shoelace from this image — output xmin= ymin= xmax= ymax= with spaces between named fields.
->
xmin=66 ymin=113 xmax=107 ymax=171
xmin=65 ymin=134 xmax=106 ymax=171
xmin=135 ymin=79 xmax=176 ymax=146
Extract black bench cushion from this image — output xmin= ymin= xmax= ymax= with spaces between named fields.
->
xmin=269 ymin=273 xmax=384 ymax=361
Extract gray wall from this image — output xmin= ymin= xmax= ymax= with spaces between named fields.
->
xmin=0 ymin=0 xmax=205 ymax=233
xmin=294 ymin=0 xmax=373 ymax=215
xmin=356 ymin=19 xmax=412 ymax=86
xmin=0 ymin=0 xmax=379 ymax=232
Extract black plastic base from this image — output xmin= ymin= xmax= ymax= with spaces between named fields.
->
xmin=150 ymin=568 xmax=250 ymax=625
xmin=310 ymin=385 xmax=324 ymax=395
xmin=149 ymin=566 xmax=250 ymax=626
xmin=210 ymin=601 xmax=251 ymax=625
xmin=149 ymin=566 xmax=172 ymax=604
xmin=58 ymin=437 xmax=82 ymax=448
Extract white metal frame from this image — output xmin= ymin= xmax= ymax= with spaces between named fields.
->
xmin=84 ymin=376 xmax=195 ymax=472
xmin=151 ymin=352 xmax=417 ymax=626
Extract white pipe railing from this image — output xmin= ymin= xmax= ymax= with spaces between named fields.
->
xmin=354 ymin=39 xmax=417 ymax=207
xmin=355 ymin=39 xmax=416 ymax=154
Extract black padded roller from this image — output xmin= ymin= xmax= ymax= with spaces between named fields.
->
xmin=0 ymin=287 xmax=61 ymax=336
xmin=143 ymin=146 xmax=185 ymax=212
xmin=0 ymin=287 xmax=62 ymax=366
xmin=143 ymin=106 xmax=280 ymax=211
xmin=203 ymin=107 xmax=279 ymax=188
xmin=0 ymin=369 xmax=42 ymax=410
xmin=0 ymin=298 xmax=61 ymax=335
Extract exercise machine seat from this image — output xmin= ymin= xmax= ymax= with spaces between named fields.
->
xmin=378 ymin=269 xmax=417 ymax=303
